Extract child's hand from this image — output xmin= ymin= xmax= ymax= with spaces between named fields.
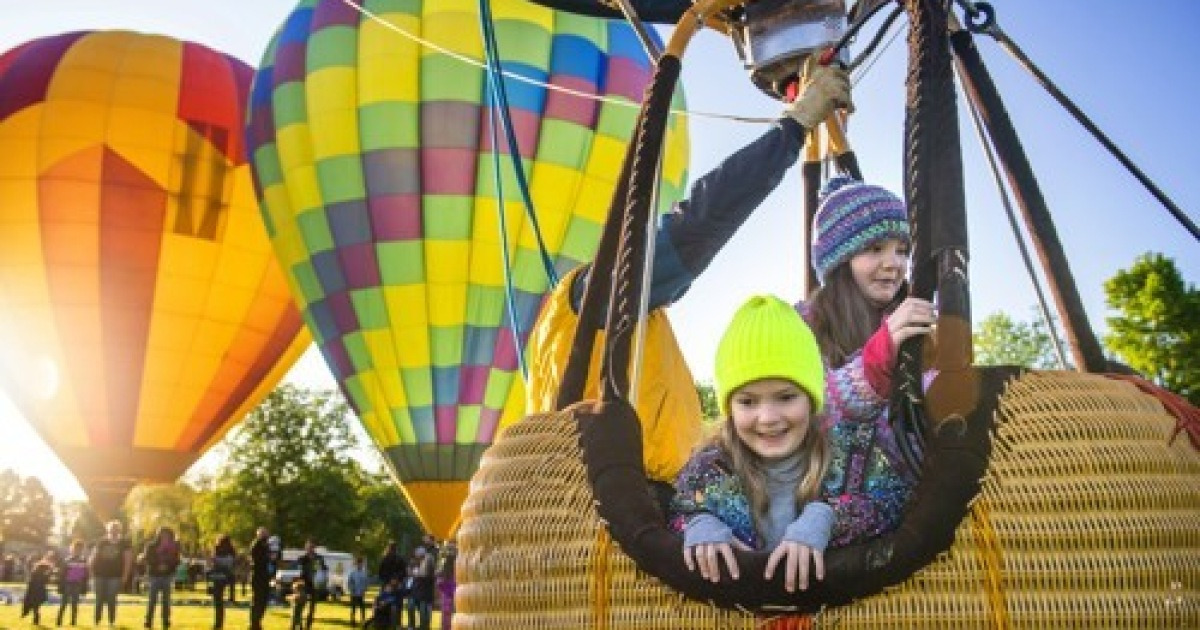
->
xmin=886 ymin=297 xmax=936 ymax=349
xmin=683 ymin=540 xmax=750 ymax=583
xmin=764 ymin=541 xmax=823 ymax=593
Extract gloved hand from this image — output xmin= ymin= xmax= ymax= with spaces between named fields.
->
xmin=784 ymin=64 xmax=853 ymax=130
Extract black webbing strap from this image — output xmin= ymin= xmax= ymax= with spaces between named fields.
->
xmin=556 ymin=55 xmax=683 ymax=408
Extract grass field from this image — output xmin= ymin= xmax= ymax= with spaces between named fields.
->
xmin=0 ymin=583 xmax=448 ymax=629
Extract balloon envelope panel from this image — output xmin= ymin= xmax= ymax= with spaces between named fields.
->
xmin=0 ymin=31 xmax=310 ymax=512
xmin=246 ymin=0 xmax=688 ymax=536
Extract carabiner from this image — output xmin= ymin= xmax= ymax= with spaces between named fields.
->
xmin=958 ymin=0 xmax=996 ymax=34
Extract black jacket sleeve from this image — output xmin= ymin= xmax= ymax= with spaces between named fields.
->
xmin=572 ymin=117 xmax=807 ymax=310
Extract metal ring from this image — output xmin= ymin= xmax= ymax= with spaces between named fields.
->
xmin=964 ymin=1 xmax=996 ymax=34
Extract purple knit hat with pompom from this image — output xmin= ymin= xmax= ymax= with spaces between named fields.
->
xmin=811 ymin=176 xmax=910 ymax=282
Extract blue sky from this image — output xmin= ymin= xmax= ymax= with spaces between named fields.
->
xmin=1 ymin=0 xmax=1197 ymax=501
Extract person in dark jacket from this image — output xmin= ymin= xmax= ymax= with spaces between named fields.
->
xmin=21 ymin=550 xmax=57 ymax=625
xmin=143 ymin=525 xmax=181 ymax=629
xmin=249 ymin=527 xmax=273 ymax=630
xmin=377 ymin=542 xmax=406 ymax=590
xmin=296 ymin=539 xmax=326 ymax=630
xmin=89 ymin=520 xmax=133 ymax=627
xmin=208 ymin=534 xmax=237 ymax=630
xmin=57 ymin=539 xmax=90 ymax=626
xmin=405 ymin=546 xmax=435 ymax=630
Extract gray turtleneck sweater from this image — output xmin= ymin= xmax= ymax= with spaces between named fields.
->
xmin=683 ymin=451 xmax=835 ymax=552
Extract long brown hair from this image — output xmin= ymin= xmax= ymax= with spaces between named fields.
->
xmin=806 ymin=263 xmax=905 ymax=367
xmin=710 ymin=404 xmax=830 ymax=542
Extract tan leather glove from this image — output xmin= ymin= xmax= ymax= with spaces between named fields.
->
xmin=784 ymin=64 xmax=853 ymax=130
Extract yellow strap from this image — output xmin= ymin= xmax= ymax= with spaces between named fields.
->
xmin=969 ymin=500 xmax=1011 ymax=629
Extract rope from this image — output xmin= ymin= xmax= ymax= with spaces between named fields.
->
xmin=609 ymin=0 xmax=663 ymax=60
xmin=958 ymin=67 xmax=1069 ymax=370
xmin=1105 ymin=373 xmax=1200 ymax=451
xmin=949 ymin=25 xmax=1107 ymax=373
xmin=336 ymin=0 xmax=774 ymax=125
xmin=892 ymin=0 xmax=971 ymax=474
xmin=848 ymin=4 xmax=905 ymax=72
xmin=485 ymin=86 xmax=529 ymax=381
xmin=601 ymin=55 xmax=680 ymax=401
xmin=478 ymin=0 xmax=559 ymax=286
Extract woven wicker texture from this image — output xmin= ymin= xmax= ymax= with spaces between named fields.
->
xmin=456 ymin=371 xmax=1200 ymax=627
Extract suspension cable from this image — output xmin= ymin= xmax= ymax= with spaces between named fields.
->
xmin=611 ymin=0 xmax=663 ymax=60
xmin=338 ymin=0 xmax=773 ymax=125
xmin=479 ymin=0 xmax=559 ymax=286
xmin=959 ymin=72 xmax=1070 ymax=370
xmin=485 ymin=97 xmax=530 ymax=381
xmin=955 ymin=0 xmax=1200 ymax=244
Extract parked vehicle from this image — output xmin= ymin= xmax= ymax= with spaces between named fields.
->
xmin=274 ymin=547 xmax=354 ymax=600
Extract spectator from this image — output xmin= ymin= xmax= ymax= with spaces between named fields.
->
xmin=377 ymin=542 xmax=405 ymax=589
xmin=208 ymin=534 xmax=237 ymax=630
xmin=20 ymin=550 xmax=56 ymax=625
xmin=90 ymin=520 xmax=133 ymax=627
xmin=436 ymin=540 xmax=457 ymax=630
xmin=57 ymin=539 xmax=90 ymax=627
xmin=234 ymin=552 xmax=250 ymax=600
xmin=347 ymin=556 xmax=369 ymax=626
xmin=366 ymin=576 xmax=403 ymax=630
xmin=288 ymin=577 xmax=309 ymax=630
xmin=143 ymin=525 xmax=181 ymax=629
xmin=297 ymin=539 xmax=326 ymax=629
xmin=249 ymin=527 xmax=272 ymax=630
xmin=406 ymin=546 xmax=435 ymax=630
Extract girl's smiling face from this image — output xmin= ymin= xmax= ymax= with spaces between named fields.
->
xmin=729 ymin=378 xmax=813 ymax=461
xmin=849 ymin=237 xmax=910 ymax=308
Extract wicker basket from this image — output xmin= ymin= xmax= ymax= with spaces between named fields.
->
xmin=456 ymin=371 xmax=1200 ymax=628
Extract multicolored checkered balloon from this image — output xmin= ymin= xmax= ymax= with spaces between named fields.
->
xmin=245 ymin=0 xmax=689 ymax=537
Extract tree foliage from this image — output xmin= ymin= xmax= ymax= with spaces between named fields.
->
xmin=194 ymin=385 xmax=377 ymax=551
xmin=973 ymin=309 xmax=1067 ymax=370
xmin=695 ymin=381 xmax=719 ymax=421
xmin=1104 ymin=253 xmax=1200 ymax=404
xmin=0 ymin=469 xmax=54 ymax=545
xmin=58 ymin=500 xmax=104 ymax=544
xmin=124 ymin=483 xmax=201 ymax=552
xmin=354 ymin=477 xmax=425 ymax=561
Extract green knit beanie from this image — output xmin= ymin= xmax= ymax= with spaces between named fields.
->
xmin=714 ymin=295 xmax=826 ymax=417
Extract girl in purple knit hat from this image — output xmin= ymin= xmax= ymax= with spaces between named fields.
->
xmin=801 ymin=175 xmax=935 ymax=547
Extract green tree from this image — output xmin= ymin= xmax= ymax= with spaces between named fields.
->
xmin=695 ymin=381 xmax=719 ymax=421
xmin=58 ymin=500 xmax=104 ymax=544
xmin=1104 ymin=253 xmax=1200 ymax=404
xmin=0 ymin=470 xmax=54 ymax=545
xmin=194 ymin=385 xmax=369 ymax=550
xmin=973 ymin=309 xmax=1067 ymax=370
xmin=354 ymin=477 xmax=425 ymax=561
xmin=125 ymin=483 xmax=201 ymax=553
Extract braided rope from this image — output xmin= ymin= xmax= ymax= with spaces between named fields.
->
xmin=892 ymin=0 xmax=968 ymax=469
xmin=601 ymin=56 xmax=681 ymax=401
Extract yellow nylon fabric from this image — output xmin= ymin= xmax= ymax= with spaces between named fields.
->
xmin=524 ymin=267 xmax=701 ymax=482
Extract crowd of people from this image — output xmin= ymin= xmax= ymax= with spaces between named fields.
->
xmin=6 ymin=522 xmax=459 ymax=630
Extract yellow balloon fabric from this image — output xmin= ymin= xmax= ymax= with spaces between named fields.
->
xmin=524 ymin=267 xmax=703 ymax=482
xmin=0 ymin=31 xmax=310 ymax=515
xmin=246 ymin=0 xmax=689 ymax=538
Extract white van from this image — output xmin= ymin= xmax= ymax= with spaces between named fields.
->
xmin=275 ymin=547 xmax=355 ymax=599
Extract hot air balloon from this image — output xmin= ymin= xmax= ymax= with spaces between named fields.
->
xmin=245 ymin=0 xmax=689 ymax=538
xmin=0 ymin=31 xmax=311 ymax=517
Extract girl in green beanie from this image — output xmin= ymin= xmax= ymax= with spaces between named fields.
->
xmin=669 ymin=295 xmax=833 ymax=594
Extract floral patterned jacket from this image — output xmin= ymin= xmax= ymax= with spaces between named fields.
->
xmin=669 ymin=318 xmax=917 ymax=549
